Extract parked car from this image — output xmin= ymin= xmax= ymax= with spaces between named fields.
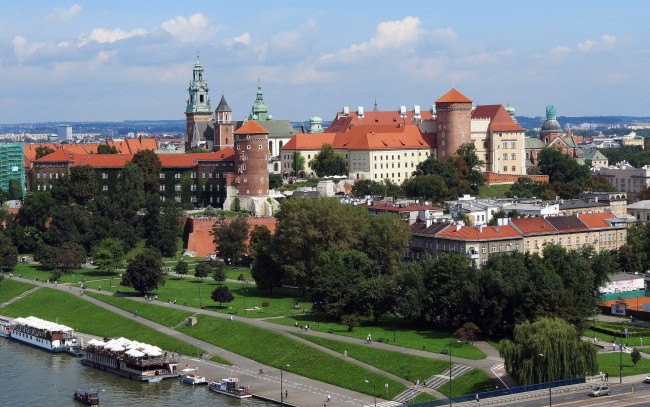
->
xmin=589 ymin=385 xmax=610 ymax=397
xmin=644 ymin=374 xmax=650 ymax=384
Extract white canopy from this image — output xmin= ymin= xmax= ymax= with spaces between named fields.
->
xmin=13 ymin=316 xmax=74 ymax=333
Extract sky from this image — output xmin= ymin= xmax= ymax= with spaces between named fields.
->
xmin=1 ymin=1 xmax=650 ymax=124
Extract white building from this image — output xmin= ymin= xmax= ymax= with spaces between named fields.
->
xmin=57 ymin=125 xmax=72 ymax=142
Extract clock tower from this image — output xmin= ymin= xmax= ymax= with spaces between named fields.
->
xmin=185 ymin=54 xmax=212 ymax=149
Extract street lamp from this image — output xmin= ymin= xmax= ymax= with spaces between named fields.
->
xmin=198 ymin=281 xmax=203 ymax=308
xmin=364 ymin=380 xmax=376 ymax=407
xmin=280 ymin=364 xmax=290 ymax=406
xmin=539 ymin=353 xmax=551 ymax=407
xmin=449 ymin=340 xmax=460 ymax=406
xmin=243 ymin=289 xmax=247 ymax=317
xmin=315 ymin=301 xmax=323 ymax=328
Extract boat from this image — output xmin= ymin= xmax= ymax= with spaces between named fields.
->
xmin=73 ymin=389 xmax=99 ymax=405
xmin=208 ymin=377 xmax=253 ymax=398
xmin=180 ymin=367 xmax=208 ymax=385
xmin=0 ymin=317 xmax=10 ymax=338
xmin=80 ymin=337 xmax=179 ymax=382
xmin=9 ymin=316 xmax=80 ymax=353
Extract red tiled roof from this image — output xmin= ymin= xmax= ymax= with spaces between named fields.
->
xmin=510 ymin=217 xmax=556 ymax=235
xmin=235 ymin=120 xmax=269 ymax=135
xmin=472 ymin=105 xmax=525 ymax=132
xmin=437 ymin=224 xmax=521 ymax=240
xmin=577 ymin=212 xmax=616 ymax=229
xmin=34 ymin=149 xmax=79 ymax=163
xmin=281 ymin=133 xmax=336 ymax=151
xmin=158 ymin=152 xmax=231 ymax=168
xmin=436 ymin=88 xmax=472 ymax=103
xmin=36 ymin=150 xmax=235 ymax=169
xmin=325 ymin=110 xmax=434 ymax=133
xmin=544 ymin=215 xmax=589 ymax=232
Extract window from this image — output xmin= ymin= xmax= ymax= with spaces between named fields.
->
xmin=503 ymin=153 xmax=508 ymax=160
xmin=516 ymin=244 xmax=520 ymax=251
xmin=499 ymin=245 xmax=503 ymax=252
xmin=202 ymin=172 xmax=206 ymax=178
xmin=503 ymin=166 xmax=507 ymax=172
xmin=103 ymin=185 xmax=108 ymax=191
xmin=568 ymin=237 xmax=571 ymax=245
xmin=511 ymin=153 xmax=516 ymax=160
xmin=102 ymin=173 xmax=108 ymax=179
xmin=491 ymin=245 xmax=496 ymax=253
xmin=160 ymin=185 xmax=165 ymax=191
xmin=502 ymin=141 xmax=508 ymax=149
xmin=482 ymin=247 xmax=486 ymax=254
xmin=512 ymin=166 xmax=516 ymax=172
xmin=175 ymin=173 xmax=181 ymax=179
xmin=258 ymin=145 xmax=263 ymax=149
xmin=246 ymin=145 xmax=251 ymax=150
xmin=159 ymin=173 xmax=165 ymax=179
xmin=576 ymin=236 xmax=580 ymax=245
xmin=191 ymin=171 xmax=197 ymax=178
xmin=175 ymin=184 xmax=181 ymax=192
xmin=511 ymin=141 xmax=516 ymax=148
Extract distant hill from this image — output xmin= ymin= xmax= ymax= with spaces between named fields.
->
xmin=515 ymin=116 xmax=650 ymax=130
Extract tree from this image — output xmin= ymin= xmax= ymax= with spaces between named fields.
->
xmin=212 ymin=264 xmax=227 ymax=282
xmin=211 ymin=285 xmax=234 ymax=306
xmin=121 ymin=248 xmax=165 ymax=294
xmin=309 ymin=144 xmax=348 ymax=177
xmin=455 ymin=143 xmax=485 ymax=187
xmin=351 ymin=179 xmax=387 ymax=197
xmin=97 ymin=144 xmax=118 ymax=154
xmin=0 ymin=234 xmax=18 ymax=271
xmin=131 ymin=149 xmax=161 ymax=196
xmin=0 ymin=187 xmax=10 ymax=204
xmin=69 ymin=165 xmax=98 ymax=205
xmin=454 ymin=322 xmax=481 ymax=345
xmin=211 ymin=216 xmax=250 ymax=265
xmin=57 ymin=242 xmax=86 ymax=269
xmin=34 ymin=244 xmax=59 ymax=269
xmin=35 ymin=145 xmax=55 ymax=159
xmin=147 ymin=200 xmax=182 ymax=257
xmin=8 ymin=178 xmax=22 ymax=200
xmin=403 ymin=174 xmax=448 ymax=202
xmin=269 ymin=174 xmax=283 ymax=189
xmin=292 ymin=152 xmax=305 ymax=175
xmin=251 ymin=235 xmax=284 ymax=294
xmin=340 ymin=314 xmax=361 ymax=332
xmin=90 ymin=238 xmax=124 ymax=274
xmin=174 ymin=260 xmax=189 ymax=275
xmin=362 ymin=213 xmax=411 ymax=275
xmin=194 ymin=262 xmax=213 ymax=279
xmin=632 ymin=347 xmax=641 ymax=366
xmin=500 ymin=317 xmax=598 ymax=385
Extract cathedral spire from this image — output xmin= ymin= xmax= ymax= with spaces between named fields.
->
xmin=249 ymin=77 xmax=271 ymax=121
xmin=186 ymin=53 xmax=211 ymax=114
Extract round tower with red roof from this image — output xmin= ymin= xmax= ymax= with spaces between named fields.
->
xmin=435 ymin=88 xmax=472 ymax=159
xmin=233 ymin=120 xmax=270 ymax=197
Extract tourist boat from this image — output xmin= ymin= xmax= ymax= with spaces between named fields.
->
xmin=180 ymin=367 xmax=208 ymax=385
xmin=9 ymin=316 xmax=80 ymax=352
xmin=81 ymin=337 xmax=179 ymax=382
xmin=73 ymin=389 xmax=99 ymax=405
xmin=0 ymin=317 xmax=10 ymax=338
xmin=208 ymin=378 xmax=252 ymax=398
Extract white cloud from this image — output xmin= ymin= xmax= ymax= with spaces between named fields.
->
xmin=578 ymin=34 xmax=620 ymax=53
xmin=577 ymin=39 xmax=596 ymax=52
xmin=49 ymin=4 xmax=82 ymax=22
xmin=78 ymin=28 xmax=146 ymax=47
xmin=550 ymin=45 xmax=571 ymax=54
xmin=223 ymin=33 xmax=251 ymax=47
xmin=13 ymin=36 xmax=45 ymax=63
xmin=161 ymin=13 xmax=217 ymax=42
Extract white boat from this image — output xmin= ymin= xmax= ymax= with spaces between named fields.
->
xmin=10 ymin=316 xmax=79 ymax=352
xmin=81 ymin=337 xmax=179 ymax=382
xmin=0 ymin=317 xmax=10 ymax=338
xmin=180 ymin=367 xmax=208 ymax=385
xmin=208 ymin=378 xmax=252 ymax=398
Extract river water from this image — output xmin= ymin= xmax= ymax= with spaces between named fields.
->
xmin=0 ymin=338 xmax=276 ymax=406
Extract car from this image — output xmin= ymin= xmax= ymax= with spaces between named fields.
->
xmin=589 ymin=385 xmax=610 ymax=397
xmin=644 ymin=374 xmax=650 ymax=384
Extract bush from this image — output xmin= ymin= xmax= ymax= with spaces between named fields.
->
xmin=340 ymin=314 xmax=360 ymax=332
xmin=261 ymin=302 xmax=270 ymax=308
xmin=49 ymin=269 xmax=63 ymax=282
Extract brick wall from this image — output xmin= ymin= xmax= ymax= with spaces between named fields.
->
xmin=484 ymin=172 xmax=549 ymax=185
xmin=185 ymin=216 xmax=277 ymax=257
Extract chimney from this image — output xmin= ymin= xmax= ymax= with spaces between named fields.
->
xmin=477 ymin=224 xmax=484 ymax=233
xmin=456 ymin=224 xmax=462 ymax=232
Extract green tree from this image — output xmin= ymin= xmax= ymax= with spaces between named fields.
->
xmin=57 ymin=242 xmax=86 ymax=269
xmin=269 ymin=174 xmax=283 ymax=189
xmin=121 ymin=248 xmax=165 ymax=295
xmin=0 ymin=234 xmax=18 ymax=271
xmin=211 ymin=216 xmax=250 ymax=265
xmin=194 ymin=262 xmax=213 ymax=279
xmin=97 ymin=144 xmax=118 ymax=154
xmin=0 ymin=187 xmax=10 ymax=204
xmin=632 ymin=348 xmax=641 ymax=366
xmin=35 ymin=145 xmax=55 ymax=159
xmin=174 ymin=260 xmax=189 ymax=275
xmin=351 ymin=179 xmax=388 ymax=198
xmin=34 ymin=244 xmax=59 ymax=269
xmin=250 ymin=234 xmax=283 ymax=294
xmin=454 ymin=322 xmax=481 ymax=345
xmin=90 ymin=238 xmax=124 ymax=274
xmin=211 ymin=285 xmax=234 ymax=306
xmin=147 ymin=200 xmax=182 ymax=257
xmin=362 ymin=213 xmax=411 ymax=275
xmin=537 ymin=147 xmax=591 ymax=184
xmin=186 ymin=148 xmax=208 ymax=153
xmin=212 ymin=262 xmax=227 ymax=282
xmin=69 ymin=165 xmax=98 ymax=205
xmin=309 ymin=144 xmax=348 ymax=177
xmin=403 ymin=174 xmax=448 ymax=202
xmin=292 ymin=152 xmax=305 ymax=175
xmin=455 ymin=143 xmax=485 ymax=187
xmin=8 ymin=178 xmax=22 ymax=200
xmin=500 ymin=317 xmax=598 ymax=385
xmin=131 ymin=149 xmax=161 ymax=196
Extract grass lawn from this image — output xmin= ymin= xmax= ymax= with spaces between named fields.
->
xmin=85 ymin=292 xmax=194 ymax=328
xmin=125 ymin=239 xmax=147 ymax=260
xmin=435 ymin=369 xmax=497 ymax=397
xmin=12 ymin=263 xmax=120 ymax=284
xmin=112 ymin=276 xmax=307 ymax=318
xmin=584 ymin=327 xmax=649 ymax=347
xmin=477 ymin=184 xmax=511 ymax=199
xmin=410 ymin=392 xmax=437 ymax=403
xmin=294 ymin=333 xmax=451 ymax=382
xmin=596 ymin=352 xmax=650 ymax=377
xmin=487 ymin=340 xmax=501 ymax=353
xmin=0 ymin=288 xmax=217 ymax=361
xmin=0 ymin=278 xmax=34 ymax=304
xmin=177 ymin=314 xmax=405 ymax=398
xmin=265 ymin=316 xmax=485 ymax=360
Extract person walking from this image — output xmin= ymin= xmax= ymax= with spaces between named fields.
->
xmin=475 ymin=393 xmax=479 ymax=402
xmin=285 ymin=390 xmax=288 ymax=399
xmin=605 ymin=372 xmax=609 ymax=381
xmin=327 ymin=394 xmax=331 ymax=402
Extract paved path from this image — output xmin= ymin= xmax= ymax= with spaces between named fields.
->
xmin=3 ymin=276 xmax=511 ymax=406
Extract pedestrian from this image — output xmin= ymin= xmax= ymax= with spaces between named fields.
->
xmin=285 ymin=389 xmax=288 ymax=399
xmin=605 ymin=372 xmax=609 ymax=381
xmin=327 ymin=394 xmax=331 ymax=402
xmin=475 ymin=393 xmax=479 ymax=402
xmin=343 ymin=350 xmax=347 ymax=357
xmin=599 ymin=371 xmax=603 ymax=381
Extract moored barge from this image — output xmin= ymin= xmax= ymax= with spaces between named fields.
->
xmin=81 ymin=337 xmax=179 ymax=382
xmin=10 ymin=316 xmax=80 ymax=352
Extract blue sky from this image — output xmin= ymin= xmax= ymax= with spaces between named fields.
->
xmin=1 ymin=1 xmax=649 ymax=124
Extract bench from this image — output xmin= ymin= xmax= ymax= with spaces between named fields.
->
xmin=376 ymin=338 xmax=388 ymax=344
xmin=441 ymin=349 xmax=447 ymax=354
xmin=328 ymin=329 xmax=334 ymax=333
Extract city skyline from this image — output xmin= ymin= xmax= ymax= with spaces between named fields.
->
xmin=1 ymin=1 xmax=649 ymax=124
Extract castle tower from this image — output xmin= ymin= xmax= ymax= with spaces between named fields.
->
xmin=540 ymin=105 xmax=563 ymax=144
xmin=435 ymin=89 xmax=472 ymax=159
xmin=185 ymin=54 xmax=212 ymax=149
xmin=308 ymin=114 xmax=324 ymax=133
xmin=214 ymin=94 xmax=234 ymax=150
xmin=248 ymin=78 xmax=272 ymax=121
xmin=233 ymin=120 xmax=269 ymax=197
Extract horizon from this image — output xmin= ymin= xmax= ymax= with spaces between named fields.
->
xmin=2 ymin=1 xmax=650 ymax=123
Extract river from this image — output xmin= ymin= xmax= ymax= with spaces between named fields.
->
xmin=0 ymin=338 xmax=276 ymax=406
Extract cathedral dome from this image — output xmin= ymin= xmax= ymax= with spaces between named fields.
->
xmin=541 ymin=105 xmax=562 ymax=132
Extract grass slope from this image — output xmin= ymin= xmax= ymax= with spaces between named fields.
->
xmin=596 ymin=352 xmax=650 ymax=377
xmin=177 ymin=314 xmax=405 ymax=398
xmin=435 ymin=369 xmax=496 ymax=397
xmin=0 ymin=278 xmax=34 ymax=304
xmin=295 ymin=332 xmax=450 ymax=383
xmin=0 ymin=288 xmax=228 ymax=364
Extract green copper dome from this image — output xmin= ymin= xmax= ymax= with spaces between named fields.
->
xmin=248 ymin=78 xmax=271 ymax=121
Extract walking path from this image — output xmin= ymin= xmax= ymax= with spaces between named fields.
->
xmin=3 ymin=276 xmax=511 ymax=406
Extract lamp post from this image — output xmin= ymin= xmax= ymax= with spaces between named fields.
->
xmin=198 ymin=281 xmax=202 ymax=308
xmin=539 ymin=354 xmax=551 ymax=406
xmin=316 ymin=301 xmax=323 ymax=328
xmin=449 ymin=340 xmax=460 ymax=406
xmin=243 ymin=289 xmax=247 ymax=317
xmin=364 ymin=380 xmax=376 ymax=407
xmin=593 ymin=308 xmax=597 ymax=329
xmin=620 ymin=323 xmax=624 ymax=384
xmin=280 ymin=364 xmax=290 ymax=406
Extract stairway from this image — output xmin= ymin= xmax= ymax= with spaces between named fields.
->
xmin=0 ymin=285 xmax=41 ymax=309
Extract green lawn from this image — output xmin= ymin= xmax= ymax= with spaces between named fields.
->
xmin=596 ymin=352 xmax=650 ymax=377
xmin=584 ymin=327 xmax=650 ymax=347
xmin=410 ymin=392 xmax=437 ymax=403
xmin=0 ymin=287 xmax=221 ymax=362
xmin=85 ymin=292 xmax=194 ymax=328
xmin=295 ymin=333 xmax=450 ymax=382
xmin=0 ymin=278 xmax=34 ymax=304
xmin=435 ymin=369 xmax=497 ymax=397
xmin=177 ymin=313 xmax=405 ymax=398
xmin=12 ymin=263 xmax=119 ymax=285
xmin=266 ymin=316 xmax=485 ymax=360
xmin=477 ymin=184 xmax=511 ymax=199
xmin=111 ymin=276 xmax=307 ymax=318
